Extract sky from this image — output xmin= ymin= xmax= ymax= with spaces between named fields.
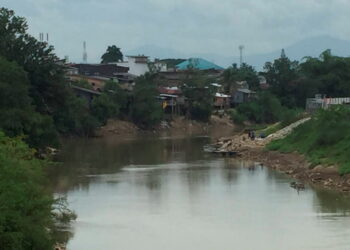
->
xmin=2 ymin=0 xmax=350 ymax=63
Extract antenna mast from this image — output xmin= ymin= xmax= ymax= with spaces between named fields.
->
xmin=83 ymin=41 xmax=88 ymax=64
xmin=239 ymin=45 xmax=244 ymax=66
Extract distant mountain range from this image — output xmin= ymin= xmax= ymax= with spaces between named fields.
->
xmin=126 ymin=36 xmax=350 ymax=70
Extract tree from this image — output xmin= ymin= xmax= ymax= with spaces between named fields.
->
xmin=0 ymin=132 xmax=54 ymax=249
xmin=103 ymin=80 xmax=128 ymax=116
xmin=181 ymin=69 xmax=214 ymax=122
xmin=300 ymin=50 xmax=350 ymax=98
xmin=131 ymin=73 xmax=163 ymax=128
xmin=263 ymin=49 xmax=299 ymax=107
xmin=91 ymin=94 xmax=120 ymax=124
xmin=0 ymin=56 xmax=59 ymax=148
xmin=235 ymin=92 xmax=285 ymax=124
xmin=222 ymin=63 xmax=259 ymax=93
xmin=101 ymin=45 xmax=123 ymax=64
xmin=0 ymin=8 xmax=100 ymax=146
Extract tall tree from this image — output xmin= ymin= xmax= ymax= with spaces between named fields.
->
xmin=101 ymin=45 xmax=123 ymax=63
xmin=300 ymin=50 xmax=350 ymax=98
xmin=263 ymin=49 xmax=299 ymax=107
xmin=131 ymin=73 xmax=163 ymax=128
xmin=222 ymin=63 xmax=259 ymax=93
xmin=0 ymin=132 xmax=55 ymax=249
xmin=0 ymin=56 xmax=58 ymax=148
xmin=181 ymin=69 xmax=214 ymax=121
xmin=0 ymin=8 xmax=99 ymax=146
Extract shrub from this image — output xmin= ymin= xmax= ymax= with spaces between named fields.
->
xmin=0 ymin=132 xmax=54 ymax=249
xmin=234 ymin=92 xmax=284 ymax=124
xmin=91 ymin=94 xmax=120 ymax=124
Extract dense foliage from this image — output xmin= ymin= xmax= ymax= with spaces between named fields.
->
xmin=267 ymin=106 xmax=350 ymax=175
xmin=0 ymin=8 xmax=98 ymax=147
xmin=263 ymin=49 xmax=350 ymax=109
xmin=101 ymin=45 xmax=123 ymax=63
xmin=0 ymin=56 xmax=59 ymax=148
xmin=231 ymin=92 xmax=300 ymax=126
xmin=182 ymin=69 xmax=214 ymax=122
xmin=0 ymin=132 xmax=54 ymax=249
xmin=90 ymin=80 xmax=128 ymax=124
xmin=222 ymin=63 xmax=260 ymax=92
xmin=131 ymin=74 xmax=163 ymax=128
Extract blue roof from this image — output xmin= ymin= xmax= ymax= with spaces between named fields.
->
xmin=176 ymin=58 xmax=224 ymax=70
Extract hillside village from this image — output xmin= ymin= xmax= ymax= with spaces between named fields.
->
xmin=64 ymin=52 xmax=267 ymax=118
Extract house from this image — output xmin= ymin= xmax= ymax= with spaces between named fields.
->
xmin=71 ymin=63 xmax=129 ymax=77
xmin=258 ymin=75 xmax=269 ymax=89
xmin=214 ymin=93 xmax=231 ymax=109
xmin=176 ymin=58 xmax=224 ymax=71
xmin=211 ymin=83 xmax=224 ymax=92
xmin=71 ymin=85 xmax=101 ymax=106
xmin=232 ymin=88 xmax=256 ymax=105
xmin=117 ymin=55 xmax=149 ymax=76
xmin=156 ymin=69 xmax=223 ymax=88
xmin=158 ymin=87 xmax=185 ymax=115
xmin=69 ymin=75 xmax=113 ymax=92
xmin=153 ymin=60 xmax=168 ymax=72
xmin=65 ymin=66 xmax=79 ymax=76
xmin=306 ymin=94 xmax=350 ymax=113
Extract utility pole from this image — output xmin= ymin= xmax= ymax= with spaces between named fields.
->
xmin=239 ymin=45 xmax=244 ymax=66
xmin=83 ymin=41 xmax=88 ymax=64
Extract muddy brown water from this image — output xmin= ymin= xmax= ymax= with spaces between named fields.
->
xmin=51 ymin=134 xmax=350 ymax=250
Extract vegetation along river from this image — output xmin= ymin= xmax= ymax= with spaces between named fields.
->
xmin=51 ymin=135 xmax=350 ymax=250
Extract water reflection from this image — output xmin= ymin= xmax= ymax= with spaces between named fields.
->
xmin=51 ymin=135 xmax=350 ymax=250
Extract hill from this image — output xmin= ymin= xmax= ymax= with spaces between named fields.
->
xmin=127 ymin=36 xmax=350 ymax=70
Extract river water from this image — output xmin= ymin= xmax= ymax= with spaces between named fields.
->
xmin=51 ymin=135 xmax=350 ymax=250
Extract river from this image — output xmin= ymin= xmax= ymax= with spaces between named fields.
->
xmin=51 ymin=134 xmax=350 ymax=250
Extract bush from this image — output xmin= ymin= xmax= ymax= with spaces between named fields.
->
xmin=280 ymin=108 xmax=301 ymax=127
xmin=131 ymin=74 xmax=163 ymax=128
xmin=0 ymin=132 xmax=54 ymax=249
xmin=91 ymin=94 xmax=120 ymax=124
xmin=190 ymin=101 xmax=212 ymax=122
xmin=230 ymin=110 xmax=247 ymax=124
xmin=234 ymin=92 xmax=284 ymax=124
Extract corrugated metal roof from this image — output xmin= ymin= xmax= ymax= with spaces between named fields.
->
xmin=237 ymin=88 xmax=255 ymax=94
xmin=215 ymin=93 xmax=231 ymax=98
xmin=176 ymin=58 xmax=224 ymax=70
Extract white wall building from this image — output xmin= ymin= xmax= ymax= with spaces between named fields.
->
xmin=118 ymin=56 xmax=149 ymax=76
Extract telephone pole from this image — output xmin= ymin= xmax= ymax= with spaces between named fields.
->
xmin=239 ymin=45 xmax=244 ymax=66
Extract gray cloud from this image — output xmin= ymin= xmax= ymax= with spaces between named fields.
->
xmin=2 ymin=0 xmax=350 ymax=63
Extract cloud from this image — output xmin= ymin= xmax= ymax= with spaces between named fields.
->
xmin=2 ymin=0 xmax=350 ymax=62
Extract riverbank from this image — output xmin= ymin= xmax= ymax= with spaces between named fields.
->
xmin=239 ymin=148 xmax=350 ymax=192
xmin=96 ymin=115 xmax=235 ymax=138
xmin=212 ymin=117 xmax=350 ymax=193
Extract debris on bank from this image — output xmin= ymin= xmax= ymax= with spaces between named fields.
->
xmin=208 ymin=117 xmax=311 ymax=153
xmin=206 ymin=117 xmax=350 ymax=193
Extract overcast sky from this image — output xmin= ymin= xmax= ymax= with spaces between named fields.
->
xmin=2 ymin=0 xmax=350 ymax=63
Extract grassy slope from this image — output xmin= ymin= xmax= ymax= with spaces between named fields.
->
xmin=267 ymin=106 xmax=350 ymax=175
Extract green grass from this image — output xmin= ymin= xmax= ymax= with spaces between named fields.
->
xmin=267 ymin=106 xmax=350 ymax=175
xmin=257 ymin=122 xmax=282 ymax=136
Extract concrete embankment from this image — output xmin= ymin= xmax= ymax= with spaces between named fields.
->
xmin=211 ymin=118 xmax=350 ymax=193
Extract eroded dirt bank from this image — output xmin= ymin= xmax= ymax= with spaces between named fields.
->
xmin=211 ymin=117 xmax=350 ymax=193
xmin=238 ymin=147 xmax=350 ymax=193
xmin=97 ymin=115 xmax=235 ymax=138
